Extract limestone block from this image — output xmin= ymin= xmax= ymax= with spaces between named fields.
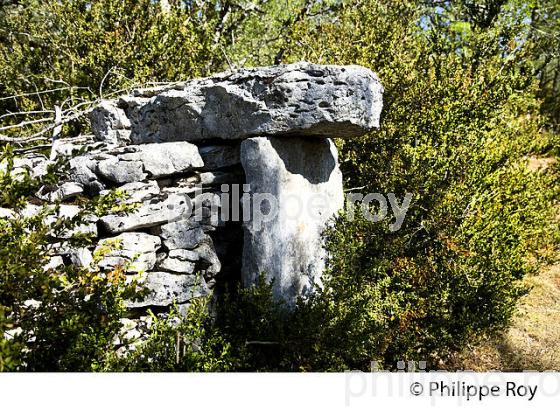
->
xmin=96 ymin=62 xmax=382 ymax=143
xmin=126 ymin=272 xmax=209 ymax=308
xmin=96 ymin=232 xmax=162 ymax=273
xmin=240 ymin=136 xmax=344 ymax=305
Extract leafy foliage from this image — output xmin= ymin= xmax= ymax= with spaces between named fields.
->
xmin=1 ymin=0 xmax=559 ymax=371
xmin=0 ymin=147 xmax=137 ymax=371
xmin=0 ymin=0 xmax=270 ymax=139
xmin=107 ymin=299 xmax=239 ymax=372
xmin=269 ymin=0 xmax=560 ymax=368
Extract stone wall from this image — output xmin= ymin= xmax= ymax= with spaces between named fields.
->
xmin=5 ymin=62 xmax=383 ymax=315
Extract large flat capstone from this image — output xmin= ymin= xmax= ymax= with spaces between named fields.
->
xmin=90 ymin=62 xmax=383 ymax=144
xmin=240 ymin=136 xmax=344 ymax=305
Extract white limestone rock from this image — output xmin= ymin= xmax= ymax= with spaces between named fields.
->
xmin=0 ymin=208 xmax=15 ymax=219
xmin=158 ymin=249 xmax=197 ymax=274
xmin=42 ymin=204 xmax=98 ymax=239
xmin=20 ymin=203 xmax=43 ymax=218
xmin=159 ymin=221 xmax=208 ymax=250
xmin=69 ymin=155 xmax=106 ymax=194
xmin=37 ymin=181 xmax=84 ymax=202
xmin=126 ymin=271 xmax=209 ymax=308
xmin=196 ymin=241 xmax=221 ymax=277
xmin=43 ymin=255 xmax=64 ymax=271
xmin=97 ymin=156 xmax=146 ymax=184
xmin=100 ymin=180 xmax=160 ymax=204
xmin=0 ymin=153 xmax=50 ymax=181
xmin=133 ymin=142 xmax=203 ymax=178
xmin=100 ymin=193 xmax=191 ymax=234
xmin=81 ymin=141 xmax=203 ymax=185
xmin=50 ymin=134 xmax=97 ymax=160
xmin=96 ymin=232 xmax=162 ymax=273
xmin=240 ymin=136 xmax=344 ymax=305
xmin=169 ymin=248 xmax=200 ymax=261
xmin=89 ymin=100 xmax=132 ymax=145
xmin=69 ymin=247 xmax=93 ymax=268
xmin=64 ymin=141 xmax=203 ymax=194
xmin=116 ymin=62 xmax=382 ymax=143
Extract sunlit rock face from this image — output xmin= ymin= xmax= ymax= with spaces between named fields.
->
xmin=240 ymin=136 xmax=344 ymax=305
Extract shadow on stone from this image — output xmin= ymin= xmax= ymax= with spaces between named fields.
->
xmin=269 ymin=137 xmax=336 ymax=184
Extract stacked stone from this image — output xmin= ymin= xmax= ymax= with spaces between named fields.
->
xmin=49 ymin=137 xmax=245 ymax=311
xmin=5 ymin=62 xmax=383 ymax=313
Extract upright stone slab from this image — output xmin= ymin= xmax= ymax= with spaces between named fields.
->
xmin=240 ymin=136 xmax=344 ymax=305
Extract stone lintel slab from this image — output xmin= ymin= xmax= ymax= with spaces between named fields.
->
xmin=90 ymin=62 xmax=383 ymax=144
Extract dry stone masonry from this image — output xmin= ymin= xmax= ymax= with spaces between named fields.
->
xmin=3 ymin=62 xmax=383 ymax=314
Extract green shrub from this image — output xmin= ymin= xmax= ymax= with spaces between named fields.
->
xmin=1 ymin=0 xmax=559 ymax=372
xmin=260 ymin=0 xmax=560 ymax=369
xmin=106 ymin=298 xmax=239 ymax=372
xmin=0 ymin=146 xmax=136 ymax=371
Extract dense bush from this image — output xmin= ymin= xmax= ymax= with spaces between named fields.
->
xmin=273 ymin=0 xmax=560 ymax=368
xmin=106 ymin=299 xmax=239 ymax=372
xmin=0 ymin=147 xmax=138 ymax=371
xmin=1 ymin=0 xmax=559 ymax=371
